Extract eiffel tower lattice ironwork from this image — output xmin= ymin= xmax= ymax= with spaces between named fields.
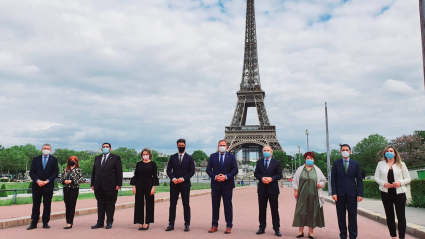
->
xmin=224 ymin=0 xmax=283 ymax=161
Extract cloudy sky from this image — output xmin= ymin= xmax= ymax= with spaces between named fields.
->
xmin=0 ymin=0 xmax=424 ymax=156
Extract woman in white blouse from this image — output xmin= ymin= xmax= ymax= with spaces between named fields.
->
xmin=374 ymin=146 xmax=411 ymax=239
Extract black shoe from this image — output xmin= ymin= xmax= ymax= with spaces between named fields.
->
xmin=297 ymin=232 xmax=304 ymax=238
xmin=42 ymin=224 xmax=50 ymax=229
xmin=143 ymin=224 xmax=149 ymax=231
xmin=275 ymin=230 xmax=282 ymax=237
xmin=91 ymin=223 xmax=104 ymax=229
xmin=165 ymin=225 xmax=174 ymax=231
xmin=184 ymin=225 xmax=190 ymax=232
xmin=63 ymin=225 xmax=73 ymax=229
xmin=256 ymin=229 xmax=265 ymax=235
xmin=27 ymin=224 xmax=37 ymax=230
xmin=308 ymin=234 xmax=314 ymax=239
xmin=105 ymin=223 xmax=112 ymax=229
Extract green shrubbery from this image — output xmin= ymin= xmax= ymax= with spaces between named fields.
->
xmin=162 ymin=182 xmax=168 ymax=186
xmin=0 ymin=178 xmax=9 ymax=182
xmin=0 ymin=184 xmax=7 ymax=197
xmin=410 ymin=179 xmax=425 ymax=208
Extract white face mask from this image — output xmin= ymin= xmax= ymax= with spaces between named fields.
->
xmin=341 ymin=151 xmax=350 ymax=158
xmin=218 ymin=146 xmax=227 ymax=153
xmin=42 ymin=149 xmax=50 ymax=155
xmin=142 ymin=155 xmax=150 ymax=160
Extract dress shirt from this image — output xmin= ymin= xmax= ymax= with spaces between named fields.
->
xmin=215 ymin=152 xmax=227 ymax=180
xmin=37 ymin=155 xmax=50 ymax=183
xmin=173 ymin=152 xmax=186 ymax=182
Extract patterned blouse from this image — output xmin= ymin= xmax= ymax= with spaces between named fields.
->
xmin=60 ymin=168 xmax=84 ymax=188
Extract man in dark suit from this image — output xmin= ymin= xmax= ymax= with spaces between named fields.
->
xmin=27 ymin=143 xmax=59 ymax=230
xmin=165 ymin=138 xmax=195 ymax=232
xmin=254 ymin=146 xmax=283 ymax=237
xmin=331 ymin=144 xmax=363 ymax=239
xmin=206 ymin=140 xmax=238 ymax=234
xmin=91 ymin=142 xmax=123 ymax=229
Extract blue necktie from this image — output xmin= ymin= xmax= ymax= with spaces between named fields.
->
xmin=265 ymin=159 xmax=269 ymax=169
xmin=43 ymin=156 xmax=47 ymax=170
xmin=220 ymin=154 xmax=224 ymax=168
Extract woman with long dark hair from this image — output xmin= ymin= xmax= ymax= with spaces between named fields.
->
xmin=59 ymin=155 xmax=84 ymax=229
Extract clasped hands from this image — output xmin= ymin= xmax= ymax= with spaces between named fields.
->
xmin=384 ymin=181 xmax=401 ymax=188
xmin=173 ymin=178 xmax=184 ymax=184
xmin=216 ymin=174 xmax=226 ymax=182
xmin=261 ymin=177 xmax=272 ymax=184
xmin=37 ymin=180 xmax=48 ymax=187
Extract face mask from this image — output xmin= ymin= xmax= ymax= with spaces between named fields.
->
xmin=142 ymin=155 xmax=150 ymax=160
xmin=263 ymin=152 xmax=271 ymax=158
xmin=102 ymin=148 xmax=110 ymax=154
xmin=306 ymin=159 xmax=314 ymax=166
xmin=178 ymin=147 xmax=185 ymax=153
xmin=42 ymin=149 xmax=50 ymax=155
xmin=385 ymin=152 xmax=395 ymax=159
xmin=218 ymin=146 xmax=227 ymax=153
xmin=341 ymin=151 xmax=350 ymax=158
xmin=69 ymin=161 xmax=76 ymax=166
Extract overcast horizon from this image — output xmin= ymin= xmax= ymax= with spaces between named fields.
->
xmin=0 ymin=0 xmax=424 ymax=157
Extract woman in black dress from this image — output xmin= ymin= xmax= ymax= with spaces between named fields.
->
xmin=132 ymin=147 xmax=159 ymax=230
xmin=59 ymin=156 xmax=84 ymax=229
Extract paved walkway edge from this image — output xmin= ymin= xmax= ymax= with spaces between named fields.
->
xmin=0 ymin=187 xmax=248 ymax=230
xmin=323 ymin=197 xmax=425 ymax=238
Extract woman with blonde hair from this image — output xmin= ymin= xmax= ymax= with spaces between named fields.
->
xmin=131 ymin=147 xmax=159 ymax=230
xmin=374 ymin=146 xmax=411 ymax=239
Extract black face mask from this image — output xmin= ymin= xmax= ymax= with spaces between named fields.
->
xmin=178 ymin=147 xmax=185 ymax=153
xmin=69 ymin=161 xmax=76 ymax=166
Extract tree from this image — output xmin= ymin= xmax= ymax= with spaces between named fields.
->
xmin=388 ymin=133 xmax=425 ymax=168
xmin=113 ymin=147 xmax=139 ymax=171
xmin=353 ymin=134 xmax=388 ymax=174
xmin=273 ymin=151 xmax=288 ymax=170
xmin=192 ymin=150 xmax=208 ymax=167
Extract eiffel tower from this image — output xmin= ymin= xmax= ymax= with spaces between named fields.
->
xmin=224 ymin=0 xmax=283 ymax=162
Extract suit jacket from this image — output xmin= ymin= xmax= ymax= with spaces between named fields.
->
xmin=166 ymin=153 xmax=195 ymax=188
xmin=331 ymin=158 xmax=363 ymax=197
xmin=30 ymin=155 xmax=59 ymax=190
xmin=254 ymin=157 xmax=283 ymax=195
xmin=206 ymin=152 xmax=238 ymax=190
xmin=91 ymin=153 xmax=123 ymax=191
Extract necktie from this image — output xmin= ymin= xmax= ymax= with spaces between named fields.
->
xmin=265 ymin=159 xmax=269 ymax=169
xmin=43 ymin=156 xmax=47 ymax=170
xmin=344 ymin=160 xmax=348 ymax=173
xmin=220 ymin=154 xmax=224 ymax=168
xmin=101 ymin=155 xmax=106 ymax=167
xmin=179 ymin=155 xmax=182 ymax=165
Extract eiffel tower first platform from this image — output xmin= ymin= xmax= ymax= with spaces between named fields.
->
xmin=224 ymin=0 xmax=283 ymax=162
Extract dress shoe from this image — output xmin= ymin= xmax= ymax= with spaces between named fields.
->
xmin=184 ymin=225 xmax=190 ymax=232
xmin=225 ymin=227 xmax=232 ymax=234
xmin=27 ymin=224 xmax=37 ymax=230
xmin=275 ymin=230 xmax=282 ymax=237
xmin=105 ymin=223 xmax=112 ymax=229
xmin=143 ymin=224 xmax=149 ymax=230
xmin=91 ymin=223 xmax=104 ymax=229
xmin=308 ymin=234 xmax=314 ymax=239
xmin=256 ymin=229 xmax=265 ymax=235
xmin=297 ymin=232 xmax=304 ymax=238
xmin=63 ymin=225 xmax=73 ymax=229
xmin=43 ymin=224 xmax=50 ymax=229
xmin=165 ymin=225 xmax=174 ymax=231
xmin=208 ymin=226 xmax=218 ymax=233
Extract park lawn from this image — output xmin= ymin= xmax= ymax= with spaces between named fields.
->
xmin=0 ymin=183 xmax=217 ymax=207
xmin=0 ymin=182 xmax=32 ymax=195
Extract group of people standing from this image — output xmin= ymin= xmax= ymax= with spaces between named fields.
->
xmin=25 ymin=141 xmax=411 ymax=239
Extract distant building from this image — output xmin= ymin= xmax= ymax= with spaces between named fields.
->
xmin=86 ymin=149 xmax=102 ymax=155
xmin=158 ymin=152 xmax=170 ymax=157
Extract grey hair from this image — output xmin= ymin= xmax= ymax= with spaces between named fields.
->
xmin=262 ymin=145 xmax=272 ymax=151
xmin=142 ymin=147 xmax=152 ymax=154
xmin=42 ymin=143 xmax=52 ymax=150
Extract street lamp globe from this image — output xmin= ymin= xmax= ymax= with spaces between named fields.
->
xmin=305 ymin=129 xmax=309 ymax=135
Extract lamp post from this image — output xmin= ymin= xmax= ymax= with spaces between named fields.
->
xmin=305 ymin=129 xmax=310 ymax=152
xmin=297 ymin=146 xmax=301 ymax=168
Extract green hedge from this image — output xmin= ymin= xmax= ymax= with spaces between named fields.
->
xmin=0 ymin=184 xmax=7 ymax=197
xmin=410 ymin=179 xmax=425 ymax=208
xmin=0 ymin=179 xmax=9 ymax=182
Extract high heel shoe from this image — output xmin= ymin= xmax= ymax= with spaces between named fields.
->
xmin=138 ymin=224 xmax=144 ymax=230
xmin=308 ymin=234 xmax=314 ymax=239
xmin=143 ymin=224 xmax=149 ymax=230
xmin=296 ymin=232 xmax=304 ymax=238
xmin=63 ymin=225 xmax=72 ymax=229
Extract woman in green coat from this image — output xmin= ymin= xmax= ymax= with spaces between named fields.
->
xmin=292 ymin=152 xmax=326 ymax=239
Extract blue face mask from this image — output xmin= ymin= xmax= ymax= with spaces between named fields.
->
xmin=385 ymin=152 xmax=395 ymax=159
xmin=102 ymin=148 xmax=110 ymax=154
xmin=263 ymin=152 xmax=271 ymax=158
xmin=306 ymin=159 xmax=314 ymax=166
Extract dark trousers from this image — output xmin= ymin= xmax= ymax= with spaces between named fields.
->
xmin=211 ymin=187 xmax=233 ymax=228
xmin=169 ymin=185 xmax=190 ymax=226
xmin=258 ymin=190 xmax=280 ymax=231
xmin=381 ymin=191 xmax=406 ymax=238
xmin=134 ymin=185 xmax=155 ymax=224
xmin=63 ymin=187 xmax=79 ymax=224
xmin=31 ymin=185 xmax=53 ymax=224
xmin=336 ymin=195 xmax=357 ymax=239
xmin=94 ymin=186 xmax=118 ymax=225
